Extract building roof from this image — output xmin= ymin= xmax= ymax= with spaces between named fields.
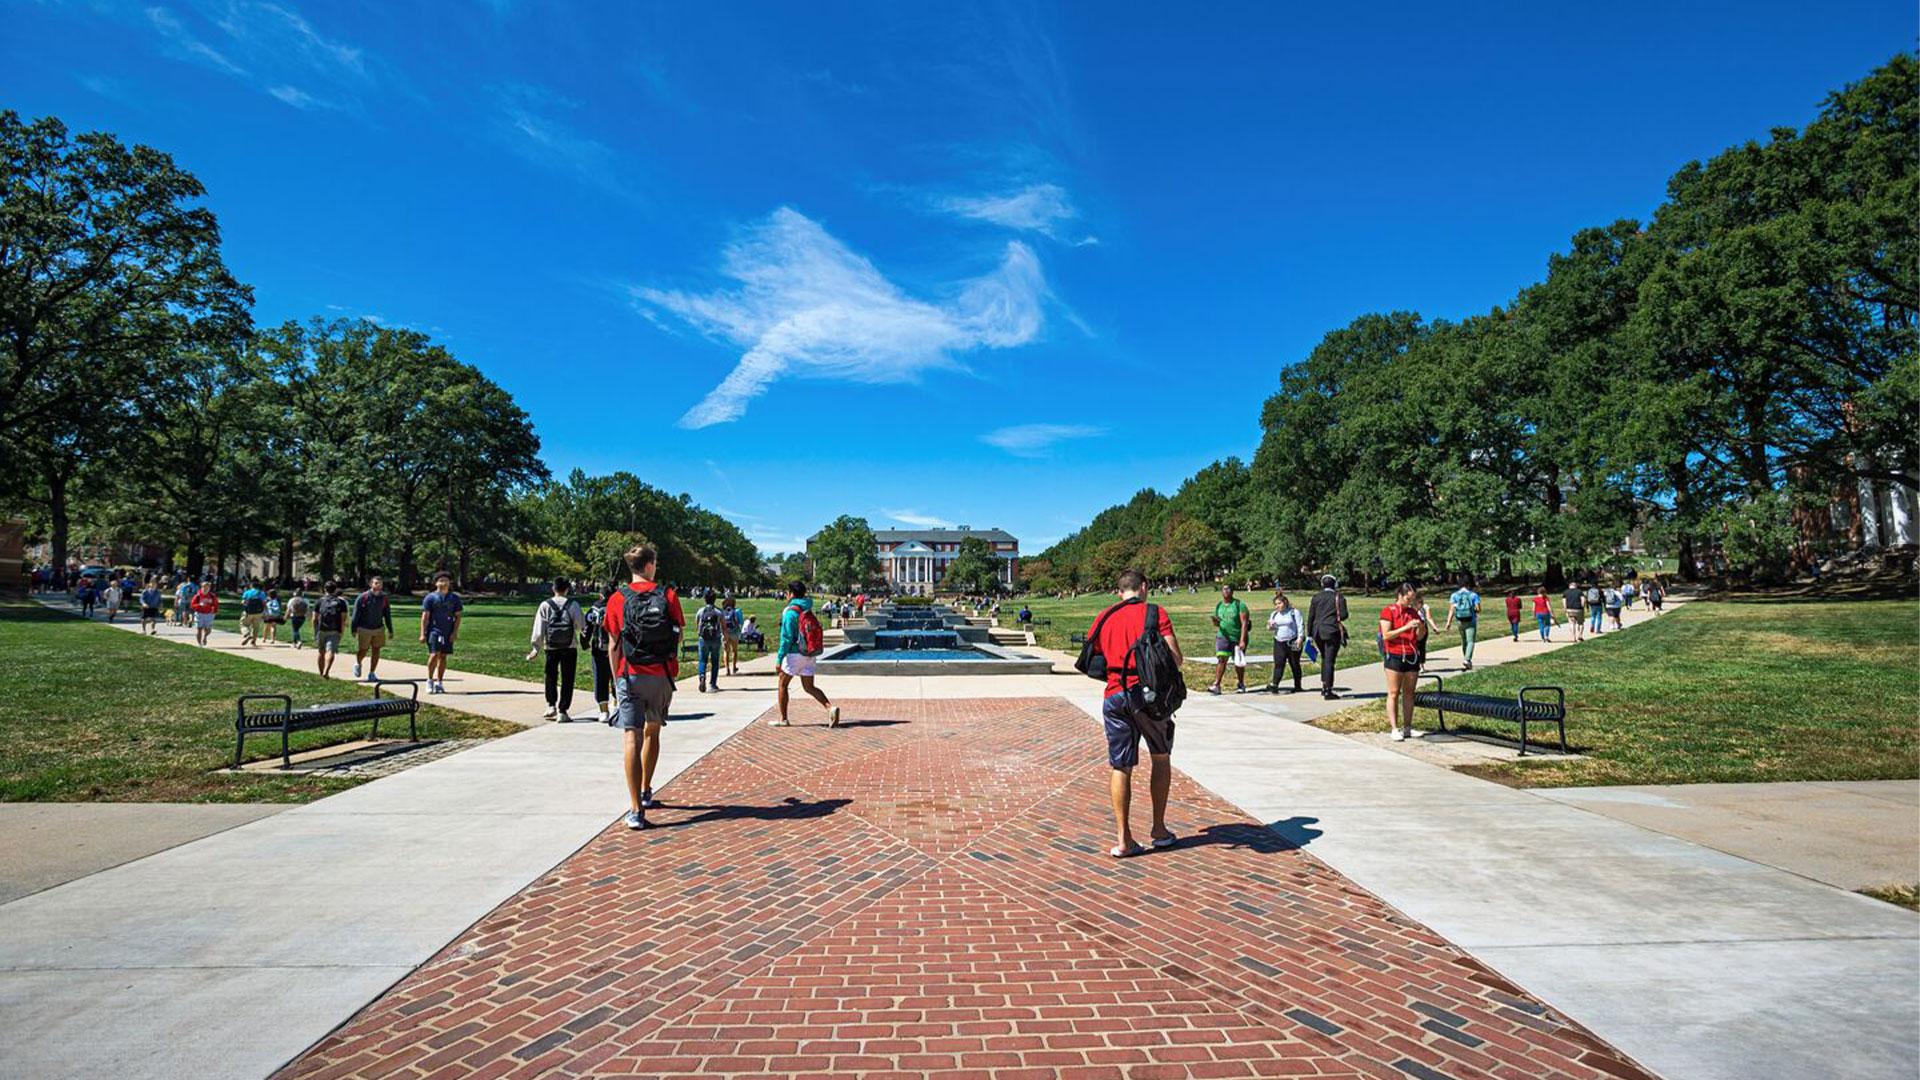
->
xmin=809 ymin=526 xmax=1018 ymax=546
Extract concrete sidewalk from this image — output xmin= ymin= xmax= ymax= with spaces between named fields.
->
xmin=0 ymin=686 xmax=771 ymax=1080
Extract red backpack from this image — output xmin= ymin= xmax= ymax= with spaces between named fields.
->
xmin=790 ymin=604 xmax=825 ymax=656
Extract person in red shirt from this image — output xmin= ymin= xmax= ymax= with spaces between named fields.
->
xmin=1378 ymin=583 xmax=1426 ymax=741
xmin=1085 ymin=568 xmax=1184 ymax=858
xmin=1531 ymin=586 xmax=1556 ymax=641
xmin=1504 ymin=590 xmax=1524 ymax=641
xmin=601 ymin=544 xmax=684 ymax=829
xmin=189 ymin=582 xmax=220 ymax=647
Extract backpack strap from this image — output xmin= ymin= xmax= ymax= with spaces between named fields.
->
xmin=1086 ymin=597 xmax=1139 ymax=645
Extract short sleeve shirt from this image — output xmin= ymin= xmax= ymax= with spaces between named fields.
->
xmin=1449 ymin=588 xmax=1480 ymax=618
xmin=605 ymin=581 xmax=684 ymax=679
xmin=421 ymin=592 xmax=463 ymax=636
xmin=1564 ymin=587 xmax=1584 ymax=610
xmin=1213 ymin=599 xmax=1250 ymax=640
xmin=1089 ymin=599 xmax=1176 ymax=698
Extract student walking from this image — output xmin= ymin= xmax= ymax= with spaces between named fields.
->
xmin=584 ymin=585 xmax=615 ymax=722
xmin=138 ymin=580 xmax=163 ymax=634
xmin=262 ymin=590 xmax=283 ymax=644
xmin=604 ymin=545 xmax=684 ymax=829
xmin=694 ymin=590 xmax=725 ymax=693
xmin=1264 ymin=590 xmax=1304 ymax=693
xmin=175 ymin=578 xmax=196 ymax=626
xmin=1585 ymin=582 xmax=1606 ymax=635
xmin=77 ymin=579 xmax=97 ymax=618
xmin=1532 ymin=586 xmax=1555 ymax=641
xmin=773 ymin=580 xmax=839 ymax=727
xmin=1305 ymin=575 xmax=1349 ymax=699
xmin=1504 ymin=590 xmax=1523 ymax=641
xmin=1647 ymin=578 xmax=1665 ymax=612
xmin=419 ymin=572 xmax=463 ymax=695
xmin=1563 ymin=581 xmax=1586 ymax=642
xmin=286 ymin=588 xmax=310 ymax=649
xmin=312 ymin=581 xmax=349 ymax=678
xmin=1605 ymin=584 xmax=1624 ymax=631
xmin=1444 ymin=579 xmax=1481 ymax=670
xmin=190 ymin=582 xmax=219 ymax=645
xmin=722 ymin=597 xmax=743 ymax=675
xmin=101 ymin=579 xmax=122 ymax=623
xmin=238 ymin=582 xmax=266 ymax=645
xmin=1379 ymin=583 xmax=1426 ymax=741
xmin=527 ymin=577 xmax=584 ymax=721
xmin=1208 ymin=584 xmax=1253 ymax=695
xmin=1081 ymin=568 xmax=1184 ymax=857
xmin=350 ymin=576 xmax=395 ymax=681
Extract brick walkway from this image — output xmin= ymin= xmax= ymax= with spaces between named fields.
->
xmin=280 ymin=698 xmax=1652 ymax=1080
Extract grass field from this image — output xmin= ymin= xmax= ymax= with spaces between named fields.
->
xmin=0 ymin=600 xmax=520 ymax=803
xmin=1311 ymin=598 xmax=1920 ymax=788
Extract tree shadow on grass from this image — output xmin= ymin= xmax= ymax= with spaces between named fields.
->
xmin=649 ymin=795 xmax=853 ymax=829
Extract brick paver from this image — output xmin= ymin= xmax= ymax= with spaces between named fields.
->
xmin=280 ymin=698 xmax=1653 ymax=1080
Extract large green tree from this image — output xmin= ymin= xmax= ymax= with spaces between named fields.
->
xmin=808 ymin=515 xmax=881 ymax=593
xmin=0 ymin=112 xmax=250 ymax=570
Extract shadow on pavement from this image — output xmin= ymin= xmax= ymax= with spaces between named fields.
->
xmin=649 ymin=795 xmax=853 ymax=829
xmin=1183 ymin=818 xmax=1322 ymax=854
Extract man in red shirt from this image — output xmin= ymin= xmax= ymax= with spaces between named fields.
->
xmin=189 ymin=581 xmax=220 ymax=647
xmin=601 ymin=545 xmax=684 ymax=829
xmin=1086 ymin=568 xmax=1185 ymax=858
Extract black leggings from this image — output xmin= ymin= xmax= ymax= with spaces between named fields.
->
xmin=590 ymin=648 xmax=611 ymax=705
xmin=1269 ymin=640 xmax=1302 ymax=689
xmin=544 ymin=647 xmax=577 ymax=711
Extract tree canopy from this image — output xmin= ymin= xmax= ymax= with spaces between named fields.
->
xmin=1040 ymin=56 xmax=1917 ymax=589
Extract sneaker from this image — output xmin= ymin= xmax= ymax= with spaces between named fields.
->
xmin=1390 ymin=729 xmax=1407 ymax=741
xmin=640 ymin=788 xmax=655 ymax=809
xmin=1207 ymin=686 xmax=1222 ymax=696
xmin=828 ymin=705 xmax=841 ymax=728
xmin=1463 ymin=660 xmax=1473 ymax=670
xmin=353 ymin=662 xmax=362 ymax=678
xmin=623 ymin=809 xmax=646 ymax=830
xmin=367 ymin=673 xmax=380 ymax=683
xmin=558 ymin=710 xmax=572 ymax=723
xmin=542 ymin=706 xmax=558 ymax=720
xmin=1405 ymin=728 xmax=1423 ymax=739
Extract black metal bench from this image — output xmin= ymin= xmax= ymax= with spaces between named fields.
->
xmin=1413 ymin=675 xmax=1567 ymax=756
xmin=1068 ymin=632 xmax=1086 ymax=646
xmin=235 ymin=681 xmax=422 ymax=768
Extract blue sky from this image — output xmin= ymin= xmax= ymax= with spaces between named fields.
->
xmin=7 ymin=1 xmax=1912 ymax=554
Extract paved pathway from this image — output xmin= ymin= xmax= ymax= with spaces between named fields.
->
xmin=1535 ymin=780 xmax=1919 ymax=892
xmin=0 ymin=803 xmax=287 ymax=904
xmin=282 ymin=698 xmax=1655 ymax=1080
xmin=10 ymin=593 xmax=1916 ymax=1079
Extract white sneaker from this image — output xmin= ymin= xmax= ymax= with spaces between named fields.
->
xmin=353 ymin=663 xmax=362 ymax=678
xmin=1405 ymin=728 xmax=1423 ymax=739
xmin=542 ymin=707 xmax=557 ymax=720
xmin=1390 ymin=729 xmax=1406 ymax=741
xmin=828 ymin=705 xmax=841 ymax=728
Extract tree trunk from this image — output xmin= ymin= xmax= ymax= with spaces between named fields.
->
xmin=278 ymin=535 xmax=295 ymax=587
xmin=399 ymin=538 xmax=416 ymax=594
xmin=185 ymin=539 xmax=204 ymax=579
xmin=1498 ymin=555 xmax=1513 ymax=582
xmin=457 ymin=546 xmax=472 ymax=590
xmin=354 ymin=541 xmax=368 ymax=587
xmin=1676 ymin=533 xmax=1699 ymax=583
xmin=214 ymin=538 xmax=229 ymax=589
xmin=319 ymin=535 xmax=336 ymax=584
xmin=45 ymin=468 xmax=70 ymax=579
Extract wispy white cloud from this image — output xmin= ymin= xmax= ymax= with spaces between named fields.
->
xmin=140 ymin=2 xmax=372 ymax=109
xmin=980 ymin=422 xmax=1103 ymax=458
xmin=937 ymin=182 xmax=1074 ymax=236
xmin=884 ymin=508 xmax=955 ymax=529
xmin=636 ymin=208 xmax=1047 ymax=428
xmin=147 ymin=6 xmax=245 ymax=74
xmin=493 ymin=84 xmax=625 ymax=193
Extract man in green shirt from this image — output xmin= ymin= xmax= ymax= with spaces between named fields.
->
xmin=1209 ymin=584 xmax=1252 ymax=695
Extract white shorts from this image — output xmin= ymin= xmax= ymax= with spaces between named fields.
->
xmin=779 ymin=653 xmax=817 ymax=678
xmin=195 ymin=613 xmax=215 ymax=630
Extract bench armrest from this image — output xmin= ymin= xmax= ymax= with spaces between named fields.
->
xmin=237 ymin=693 xmax=292 ymax=716
xmin=1518 ymin=685 xmax=1564 ymax=712
xmin=1415 ymin=673 xmax=1443 ymax=693
xmin=371 ymin=679 xmax=421 ymax=704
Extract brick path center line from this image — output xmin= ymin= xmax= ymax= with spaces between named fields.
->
xmin=281 ymin=698 xmax=1654 ymax=1080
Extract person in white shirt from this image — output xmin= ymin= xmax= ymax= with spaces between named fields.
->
xmin=1264 ymin=590 xmax=1305 ymax=693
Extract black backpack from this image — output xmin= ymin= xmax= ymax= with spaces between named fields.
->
xmin=1123 ymin=603 xmax=1187 ymax=720
xmin=541 ymin=599 xmax=575 ymax=650
xmin=584 ymin=605 xmax=610 ymax=652
xmin=243 ymin=594 xmax=265 ymax=615
xmin=617 ymin=585 xmax=678 ymax=666
xmin=1075 ymin=599 xmax=1138 ymax=682
xmin=315 ymin=596 xmax=346 ymax=631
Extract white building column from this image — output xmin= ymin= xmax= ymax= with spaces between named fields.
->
xmin=1890 ymin=483 xmax=1916 ymax=547
xmin=1860 ymin=479 xmax=1883 ymax=547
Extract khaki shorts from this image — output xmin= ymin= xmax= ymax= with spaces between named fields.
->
xmin=354 ymin=628 xmax=387 ymax=650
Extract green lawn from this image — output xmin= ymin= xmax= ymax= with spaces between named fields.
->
xmin=0 ymin=599 xmax=520 ymax=803
xmin=1312 ymin=598 xmax=1920 ymax=788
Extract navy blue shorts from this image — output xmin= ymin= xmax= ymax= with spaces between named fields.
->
xmin=1102 ymin=688 xmax=1175 ymax=769
xmin=426 ymin=630 xmax=455 ymax=655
